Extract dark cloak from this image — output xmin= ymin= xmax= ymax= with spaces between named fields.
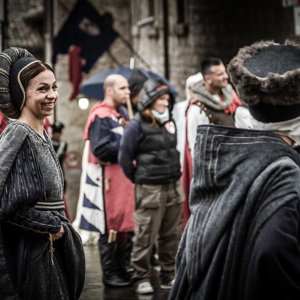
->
xmin=170 ymin=125 xmax=300 ymax=300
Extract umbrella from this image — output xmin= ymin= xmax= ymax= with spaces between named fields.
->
xmin=79 ymin=67 xmax=178 ymax=100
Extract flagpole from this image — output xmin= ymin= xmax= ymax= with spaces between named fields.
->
xmin=44 ymin=0 xmax=53 ymax=66
xmin=126 ymin=96 xmax=134 ymax=120
xmin=106 ymin=49 xmax=123 ymax=67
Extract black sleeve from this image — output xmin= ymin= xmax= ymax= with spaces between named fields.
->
xmin=89 ymin=116 xmax=121 ymax=163
xmin=7 ymin=206 xmax=61 ymax=234
xmin=245 ymin=199 xmax=300 ymax=300
xmin=118 ymin=120 xmax=142 ymax=182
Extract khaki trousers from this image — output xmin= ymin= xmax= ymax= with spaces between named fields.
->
xmin=131 ymin=179 xmax=183 ymax=284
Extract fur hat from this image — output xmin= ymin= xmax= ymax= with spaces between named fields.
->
xmin=0 ymin=47 xmax=39 ymax=118
xmin=227 ymin=40 xmax=300 ymax=123
xmin=138 ymin=78 xmax=174 ymax=112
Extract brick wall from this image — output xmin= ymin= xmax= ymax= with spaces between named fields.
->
xmin=132 ymin=0 xmax=298 ymax=101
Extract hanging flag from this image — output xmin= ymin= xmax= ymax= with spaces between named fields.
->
xmin=68 ymin=45 xmax=83 ymax=100
xmin=52 ymin=0 xmax=119 ymax=73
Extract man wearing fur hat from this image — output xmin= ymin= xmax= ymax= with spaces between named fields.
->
xmin=170 ymin=41 xmax=300 ymax=300
xmin=182 ymin=58 xmax=242 ymax=228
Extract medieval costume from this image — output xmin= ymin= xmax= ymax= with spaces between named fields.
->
xmin=0 ymin=47 xmax=85 ymax=300
xmin=182 ymin=79 xmax=242 ymax=228
xmin=79 ymin=101 xmax=135 ymax=287
xmin=0 ymin=123 xmax=85 ymax=299
xmin=119 ymin=78 xmax=183 ymax=294
xmin=172 ymin=72 xmax=203 ymax=170
xmin=170 ymin=41 xmax=300 ymax=299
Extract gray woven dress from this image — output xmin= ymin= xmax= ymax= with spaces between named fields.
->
xmin=0 ymin=121 xmax=85 ymax=300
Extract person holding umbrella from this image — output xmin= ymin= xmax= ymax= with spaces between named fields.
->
xmin=119 ymin=78 xmax=183 ymax=294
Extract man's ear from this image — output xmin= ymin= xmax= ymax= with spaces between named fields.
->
xmin=106 ymin=86 xmax=113 ymax=96
xmin=204 ymin=74 xmax=211 ymax=84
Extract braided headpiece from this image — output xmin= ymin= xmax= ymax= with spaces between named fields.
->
xmin=0 ymin=47 xmax=39 ymax=118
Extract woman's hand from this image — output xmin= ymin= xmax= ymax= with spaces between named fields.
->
xmin=51 ymin=225 xmax=65 ymax=241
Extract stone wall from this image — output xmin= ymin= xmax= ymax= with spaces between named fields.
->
xmin=131 ymin=0 xmax=298 ymax=101
xmin=7 ymin=0 xmax=44 ymax=55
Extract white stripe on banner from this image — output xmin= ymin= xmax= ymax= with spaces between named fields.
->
xmin=111 ymin=125 xmax=124 ymax=136
xmin=81 ymin=162 xmax=105 ymax=233
xmin=81 ymin=206 xmax=105 ymax=233
xmin=83 ymin=183 xmax=103 ymax=209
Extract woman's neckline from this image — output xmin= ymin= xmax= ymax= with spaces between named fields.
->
xmin=15 ymin=120 xmax=49 ymax=143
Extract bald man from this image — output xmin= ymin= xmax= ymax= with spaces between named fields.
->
xmin=103 ymin=74 xmax=130 ymax=110
xmin=81 ymin=74 xmax=135 ymax=287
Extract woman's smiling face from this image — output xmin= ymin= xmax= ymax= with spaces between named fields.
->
xmin=150 ymin=93 xmax=170 ymax=114
xmin=24 ymin=69 xmax=58 ymax=119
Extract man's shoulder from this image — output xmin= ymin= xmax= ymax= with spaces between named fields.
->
xmin=89 ymin=101 xmax=118 ymax=119
xmin=188 ymin=98 xmax=204 ymax=110
xmin=88 ymin=108 xmax=123 ymax=133
xmin=186 ymin=101 xmax=207 ymax=121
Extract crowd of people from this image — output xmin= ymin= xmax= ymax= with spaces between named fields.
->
xmin=1 ymin=39 xmax=300 ymax=300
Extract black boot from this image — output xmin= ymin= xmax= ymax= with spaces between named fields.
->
xmin=115 ymin=240 xmax=132 ymax=281
xmin=124 ymin=233 xmax=134 ymax=274
xmin=99 ymin=241 xmax=131 ymax=287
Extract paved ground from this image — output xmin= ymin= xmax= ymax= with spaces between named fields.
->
xmin=80 ymin=245 xmax=171 ymax=300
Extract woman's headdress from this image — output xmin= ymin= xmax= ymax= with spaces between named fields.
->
xmin=0 ymin=47 xmax=39 ymax=118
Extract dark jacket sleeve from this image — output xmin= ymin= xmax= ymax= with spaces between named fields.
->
xmin=245 ymin=198 xmax=300 ymax=300
xmin=118 ymin=120 xmax=142 ymax=183
xmin=89 ymin=116 xmax=121 ymax=163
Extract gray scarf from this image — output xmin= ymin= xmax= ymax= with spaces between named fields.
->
xmin=191 ymin=80 xmax=234 ymax=111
